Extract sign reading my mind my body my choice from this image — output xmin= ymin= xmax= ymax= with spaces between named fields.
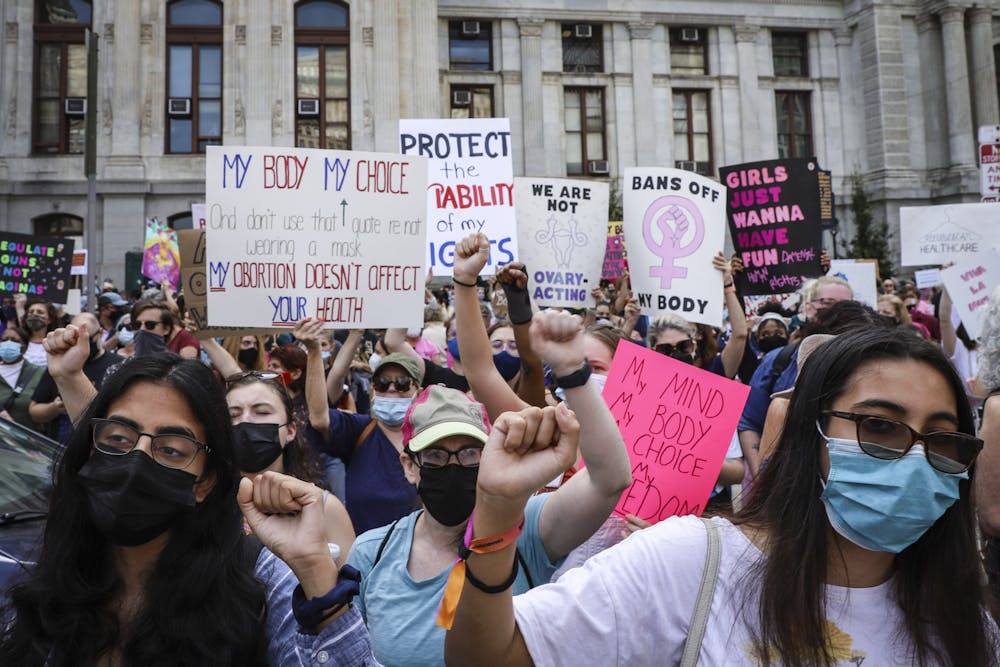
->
xmin=204 ymin=146 xmax=429 ymax=329
xmin=606 ymin=340 xmax=750 ymax=523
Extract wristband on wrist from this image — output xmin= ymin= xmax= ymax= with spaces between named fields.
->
xmin=499 ymin=273 xmax=533 ymax=325
xmin=552 ymin=360 xmax=592 ymax=390
xmin=453 ymin=277 xmax=477 ymax=288
xmin=436 ymin=511 xmax=525 ymax=630
xmin=291 ymin=564 xmax=362 ymax=634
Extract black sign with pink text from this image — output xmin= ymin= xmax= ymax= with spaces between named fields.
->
xmin=719 ymin=157 xmax=824 ymax=296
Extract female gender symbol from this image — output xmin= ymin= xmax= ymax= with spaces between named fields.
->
xmin=641 ymin=196 xmax=705 ymax=289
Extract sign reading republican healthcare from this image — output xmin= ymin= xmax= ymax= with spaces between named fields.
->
xmin=514 ymin=178 xmax=609 ymax=308
xmin=900 ymin=203 xmax=1000 ymax=266
xmin=606 ymin=340 xmax=750 ymax=523
xmin=719 ymin=158 xmax=824 ymax=296
xmin=399 ymin=118 xmax=515 ymax=276
xmin=939 ymin=249 xmax=1000 ymax=340
xmin=623 ymin=168 xmax=726 ymax=327
xmin=0 ymin=232 xmax=75 ymax=304
xmin=204 ymin=146 xmax=429 ymax=329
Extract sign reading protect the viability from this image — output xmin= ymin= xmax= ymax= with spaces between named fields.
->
xmin=205 ymin=146 xmax=429 ymax=329
xmin=900 ymin=203 xmax=1000 ymax=266
xmin=399 ymin=118 xmax=515 ymax=276
xmin=0 ymin=232 xmax=74 ymax=303
xmin=623 ymin=168 xmax=726 ymax=327
xmin=719 ymin=158 xmax=824 ymax=296
xmin=939 ymin=250 xmax=1000 ymax=340
xmin=605 ymin=340 xmax=750 ymax=523
xmin=514 ymin=177 xmax=608 ymax=308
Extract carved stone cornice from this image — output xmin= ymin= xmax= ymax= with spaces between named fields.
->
xmin=517 ymin=18 xmax=544 ymax=38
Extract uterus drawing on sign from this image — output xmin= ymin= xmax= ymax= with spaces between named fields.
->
xmin=535 ymin=215 xmax=588 ymax=269
xmin=641 ymin=196 xmax=705 ymax=289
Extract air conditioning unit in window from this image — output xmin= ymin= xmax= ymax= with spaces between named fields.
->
xmin=168 ymin=98 xmax=191 ymax=116
xmin=452 ymin=90 xmax=472 ymax=106
xmin=461 ymin=21 xmax=481 ymax=36
xmin=674 ymin=160 xmax=698 ymax=172
xmin=64 ymin=97 xmax=86 ymax=116
xmin=574 ymin=24 xmax=593 ymax=39
xmin=681 ymin=27 xmax=701 ymax=42
xmin=588 ymin=160 xmax=610 ymax=175
xmin=297 ymin=98 xmax=320 ymax=116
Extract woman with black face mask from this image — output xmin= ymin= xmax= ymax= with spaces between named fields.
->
xmin=226 ymin=372 xmax=354 ymax=554
xmin=1 ymin=326 xmax=379 ymax=665
xmin=222 ymin=335 xmax=268 ymax=371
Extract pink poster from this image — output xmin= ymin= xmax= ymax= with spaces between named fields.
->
xmin=142 ymin=217 xmax=181 ymax=291
xmin=605 ymin=340 xmax=750 ymax=523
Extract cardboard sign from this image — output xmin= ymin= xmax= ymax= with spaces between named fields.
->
xmin=399 ymin=118 xmax=515 ymax=276
xmin=900 ymin=203 xmax=1000 ymax=266
xmin=827 ymin=259 xmax=877 ymax=307
xmin=939 ymin=250 xmax=1000 ymax=340
xmin=602 ymin=220 xmax=627 ymax=280
xmin=0 ymin=232 xmax=75 ymax=303
xmin=513 ymin=178 xmax=608 ymax=308
xmin=177 ymin=230 xmax=276 ymax=338
xmin=142 ymin=218 xmax=181 ymax=290
xmin=720 ymin=158 xmax=825 ymax=296
xmin=71 ymin=249 xmax=88 ymax=276
xmin=914 ymin=268 xmax=941 ymax=290
xmin=606 ymin=340 xmax=750 ymax=523
xmin=623 ymin=168 xmax=726 ymax=326
xmin=204 ymin=146 xmax=429 ymax=329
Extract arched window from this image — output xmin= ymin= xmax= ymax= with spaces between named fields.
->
xmin=33 ymin=212 xmax=84 ymax=237
xmin=33 ymin=0 xmax=92 ymax=154
xmin=295 ymin=0 xmax=350 ymax=149
xmin=167 ymin=211 xmax=194 ymax=230
xmin=166 ymin=0 xmax=223 ymax=154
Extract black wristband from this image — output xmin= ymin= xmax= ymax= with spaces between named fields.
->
xmin=291 ymin=564 xmax=362 ymax=634
xmin=465 ymin=556 xmax=519 ymax=594
xmin=552 ymin=360 xmax=592 ymax=390
xmin=499 ymin=278 xmax=533 ymax=325
xmin=453 ymin=277 xmax=477 ymax=288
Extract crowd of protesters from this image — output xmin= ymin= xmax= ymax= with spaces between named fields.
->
xmin=0 ymin=234 xmax=998 ymax=666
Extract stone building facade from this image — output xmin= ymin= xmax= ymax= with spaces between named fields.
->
xmin=0 ymin=0 xmax=997 ymax=287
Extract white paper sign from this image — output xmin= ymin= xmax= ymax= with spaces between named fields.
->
xmin=623 ymin=168 xmax=726 ymax=326
xmin=399 ymin=118 xmax=516 ymax=276
xmin=827 ymin=259 xmax=877 ymax=307
xmin=939 ymin=250 xmax=1000 ymax=340
xmin=205 ymin=146 xmax=428 ymax=329
xmin=899 ymin=203 xmax=1000 ymax=266
xmin=191 ymin=203 xmax=207 ymax=229
xmin=914 ymin=268 xmax=941 ymax=289
xmin=71 ymin=249 xmax=88 ymax=276
xmin=514 ymin=178 xmax=609 ymax=308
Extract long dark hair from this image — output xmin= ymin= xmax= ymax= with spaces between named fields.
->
xmin=736 ymin=329 xmax=997 ymax=666
xmin=226 ymin=374 xmax=322 ymax=485
xmin=0 ymin=355 xmax=267 ymax=666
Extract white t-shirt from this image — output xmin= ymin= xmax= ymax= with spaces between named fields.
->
xmin=514 ymin=515 xmax=953 ymax=666
xmin=0 ymin=361 xmax=22 ymax=388
xmin=23 ymin=342 xmax=46 ymax=368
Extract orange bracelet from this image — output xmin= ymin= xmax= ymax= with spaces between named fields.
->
xmin=435 ymin=512 xmax=525 ymax=630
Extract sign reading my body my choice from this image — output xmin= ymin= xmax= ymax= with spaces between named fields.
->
xmin=623 ymin=168 xmax=726 ymax=327
xmin=205 ymin=146 xmax=429 ymax=329
xmin=399 ymin=118 xmax=516 ymax=276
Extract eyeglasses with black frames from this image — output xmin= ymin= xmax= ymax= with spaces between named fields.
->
xmin=410 ymin=445 xmax=483 ymax=469
xmin=92 ymin=417 xmax=210 ymax=470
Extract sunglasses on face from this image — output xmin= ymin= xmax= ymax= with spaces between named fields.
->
xmin=129 ymin=320 xmax=161 ymax=331
xmin=654 ymin=339 xmax=695 ymax=356
xmin=373 ymin=375 xmax=413 ymax=392
xmin=225 ymin=370 xmax=293 ymax=391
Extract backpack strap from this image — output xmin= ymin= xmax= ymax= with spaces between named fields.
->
xmin=3 ymin=364 xmax=39 ymax=413
xmin=372 ymin=516 xmax=404 ymax=569
xmin=353 ymin=418 xmax=378 ymax=455
xmin=679 ymin=518 xmax=721 ymax=667
xmin=765 ymin=341 xmax=799 ymax=395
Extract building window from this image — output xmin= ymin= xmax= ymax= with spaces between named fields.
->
xmin=772 ymin=32 xmax=808 ymax=77
xmin=669 ymin=27 xmax=707 ymax=75
xmin=33 ymin=213 xmax=84 ymax=237
xmin=167 ymin=212 xmax=195 ymax=230
xmin=295 ymin=0 xmax=350 ymax=150
xmin=450 ymin=85 xmax=494 ymax=119
xmin=449 ymin=20 xmax=492 ymax=71
xmin=165 ymin=0 xmax=222 ymax=154
xmin=32 ymin=0 xmax=91 ymax=155
xmin=673 ymin=90 xmax=712 ymax=175
xmin=564 ymin=88 xmax=607 ymax=176
xmin=776 ymin=91 xmax=812 ymax=158
xmin=562 ymin=23 xmax=602 ymax=73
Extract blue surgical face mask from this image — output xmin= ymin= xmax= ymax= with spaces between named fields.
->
xmin=117 ymin=328 xmax=135 ymax=346
xmin=554 ymin=372 xmax=607 ymax=402
xmin=321 ymin=350 xmax=332 ymax=362
xmin=818 ymin=430 xmax=965 ymax=554
xmin=371 ymin=395 xmax=412 ymax=426
xmin=493 ymin=350 xmax=521 ymax=381
xmin=0 ymin=340 xmax=23 ymax=363
xmin=447 ymin=338 xmax=461 ymax=362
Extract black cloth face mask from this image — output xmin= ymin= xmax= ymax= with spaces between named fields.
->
xmin=237 ymin=347 xmax=260 ymax=367
xmin=134 ymin=329 xmax=167 ymax=357
xmin=78 ymin=450 xmax=198 ymax=546
xmin=757 ymin=335 xmax=788 ymax=353
xmin=416 ymin=464 xmax=478 ymax=527
xmin=232 ymin=422 xmax=284 ymax=473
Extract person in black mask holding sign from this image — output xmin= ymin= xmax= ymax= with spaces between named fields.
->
xmin=29 ymin=312 xmax=122 ymax=443
xmin=225 ymin=370 xmax=354 ymax=552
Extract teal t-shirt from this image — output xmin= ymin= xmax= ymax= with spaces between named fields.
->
xmin=347 ymin=494 xmax=559 ymax=667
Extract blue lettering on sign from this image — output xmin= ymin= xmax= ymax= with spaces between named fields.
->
xmin=269 ymin=295 xmax=309 ymax=323
xmin=209 ymin=261 xmax=230 ymax=288
xmin=428 ymin=237 xmax=515 ymax=269
xmin=223 ymin=154 xmax=252 ymax=189
xmin=324 ymin=158 xmax=351 ymax=192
